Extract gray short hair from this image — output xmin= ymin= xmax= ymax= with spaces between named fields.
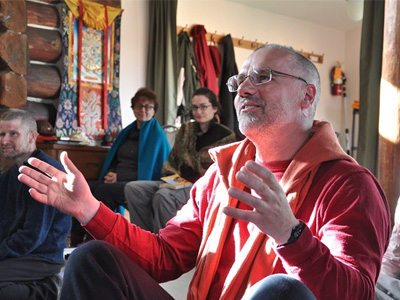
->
xmin=0 ymin=109 xmax=38 ymax=132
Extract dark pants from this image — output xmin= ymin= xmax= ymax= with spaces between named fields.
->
xmin=0 ymin=256 xmax=63 ymax=300
xmin=61 ymin=241 xmax=173 ymax=300
xmin=61 ymin=240 xmax=316 ymax=300
xmin=0 ymin=275 xmax=61 ymax=300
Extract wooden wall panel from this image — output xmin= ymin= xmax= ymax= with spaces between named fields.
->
xmin=0 ymin=0 xmax=26 ymax=32
xmin=378 ymin=0 xmax=400 ymax=227
xmin=0 ymin=31 xmax=27 ymax=74
xmin=0 ymin=0 xmax=27 ymax=107
xmin=26 ymin=1 xmax=60 ymax=28
xmin=26 ymin=27 xmax=62 ymax=63
xmin=24 ymin=0 xmax=63 ymax=119
xmin=39 ymin=0 xmax=62 ymax=4
xmin=92 ymin=0 xmax=121 ymax=8
xmin=26 ymin=64 xmax=60 ymax=99
xmin=0 ymin=73 xmax=27 ymax=108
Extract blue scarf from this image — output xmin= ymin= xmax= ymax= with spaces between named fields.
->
xmin=99 ymin=118 xmax=171 ymax=180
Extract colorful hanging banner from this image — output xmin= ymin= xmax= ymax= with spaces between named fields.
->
xmin=66 ymin=0 xmax=122 ymax=129
xmin=55 ymin=2 xmax=122 ymax=139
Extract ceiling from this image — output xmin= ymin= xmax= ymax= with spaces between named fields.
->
xmin=226 ymin=0 xmax=363 ymax=31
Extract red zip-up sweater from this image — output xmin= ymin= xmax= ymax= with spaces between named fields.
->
xmin=85 ymin=127 xmax=390 ymax=300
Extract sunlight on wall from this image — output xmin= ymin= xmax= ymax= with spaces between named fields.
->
xmin=379 ymin=79 xmax=400 ymax=144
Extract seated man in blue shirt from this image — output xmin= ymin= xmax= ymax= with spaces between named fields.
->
xmin=0 ymin=109 xmax=71 ymax=300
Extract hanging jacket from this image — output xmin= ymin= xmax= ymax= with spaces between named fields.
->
xmin=191 ymin=25 xmax=219 ymax=95
xmin=177 ymin=31 xmax=201 ymax=121
xmin=218 ymin=34 xmax=243 ymax=140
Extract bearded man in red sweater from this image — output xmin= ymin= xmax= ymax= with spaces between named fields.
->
xmin=19 ymin=44 xmax=390 ymax=300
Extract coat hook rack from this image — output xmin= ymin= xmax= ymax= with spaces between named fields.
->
xmin=176 ymin=25 xmax=324 ymax=64
xmin=210 ymin=30 xmax=217 ymax=43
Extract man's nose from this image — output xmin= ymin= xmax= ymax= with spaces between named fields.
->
xmin=0 ymin=135 xmax=9 ymax=144
xmin=237 ymin=76 xmax=256 ymax=96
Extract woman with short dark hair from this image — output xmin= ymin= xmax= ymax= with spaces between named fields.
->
xmin=70 ymin=87 xmax=171 ymax=246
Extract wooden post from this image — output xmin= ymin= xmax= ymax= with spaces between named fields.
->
xmin=378 ymin=0 xmax=400 ymax=226
xmin=0 ymin=0 xmax=27 ymax=107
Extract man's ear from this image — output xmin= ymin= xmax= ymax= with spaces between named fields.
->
xmin=300 ymin=84 xmax=317 ymax=109
xmin=30 ymin=130 xmax=39 ymax=144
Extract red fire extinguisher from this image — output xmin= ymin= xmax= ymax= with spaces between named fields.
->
xmin=330 ymin=63 xmax=345 ymax=96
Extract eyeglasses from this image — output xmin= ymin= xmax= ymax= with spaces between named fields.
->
xmin=190 ymin=105 xmax=212 ymax=111
xmin=226 ymin=67 xmax=309 ymax=92
xmin=132 ymin=104 xmax=155 ymax=111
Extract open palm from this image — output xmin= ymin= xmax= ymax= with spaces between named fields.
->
xmin=18 ymin=151 xmax=100 ymax=224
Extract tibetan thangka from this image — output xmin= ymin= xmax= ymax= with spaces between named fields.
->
xmin=56 ymin=0 xmax=123 ymax=139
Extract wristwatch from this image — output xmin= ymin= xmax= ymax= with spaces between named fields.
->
xmin=281 ymin=221 xmax=306 ymax=246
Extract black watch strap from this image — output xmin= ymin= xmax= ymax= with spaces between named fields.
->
xmin=281 ymin=221 xmax=306 ymax=246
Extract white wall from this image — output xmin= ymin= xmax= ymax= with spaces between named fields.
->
xmin=344 ymin=25 xmax=362 ymax=154
xmin=120 ymin=0 xmax=361 ymax=148
xmin=119 ymin=0 xmax=149 ymax=127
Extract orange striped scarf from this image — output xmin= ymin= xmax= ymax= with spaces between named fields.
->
xmin=187 ymin=121 xmax=356 ymax=300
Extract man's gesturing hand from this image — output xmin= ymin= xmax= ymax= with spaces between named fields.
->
xmin=222 ymin=160 xmax=300 ymax=245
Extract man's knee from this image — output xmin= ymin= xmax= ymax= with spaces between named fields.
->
xmin=67 ymin=240 xmax=111 ymax=267
xmin=242 ymin=274 xmax=316 ymax=300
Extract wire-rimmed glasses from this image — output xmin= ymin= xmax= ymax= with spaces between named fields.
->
xmin=226 ymin=67 xmax=309 ymax=92
xmin=132 ymin=104 xmax=155 ymax=111
xmin=190 ymin=105 xmax=212 ymax=111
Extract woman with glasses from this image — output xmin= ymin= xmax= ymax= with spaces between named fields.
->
xmin=70 ymin=87 xmax=171 ymax=246
xmin=125 ymin=87 xmax=237 ymax=233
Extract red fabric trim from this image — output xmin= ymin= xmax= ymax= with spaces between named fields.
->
xmin=77 ymin=0 xmax=83 ymax=127
xmin=102 ymin=4 xmax=108 ymax=129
